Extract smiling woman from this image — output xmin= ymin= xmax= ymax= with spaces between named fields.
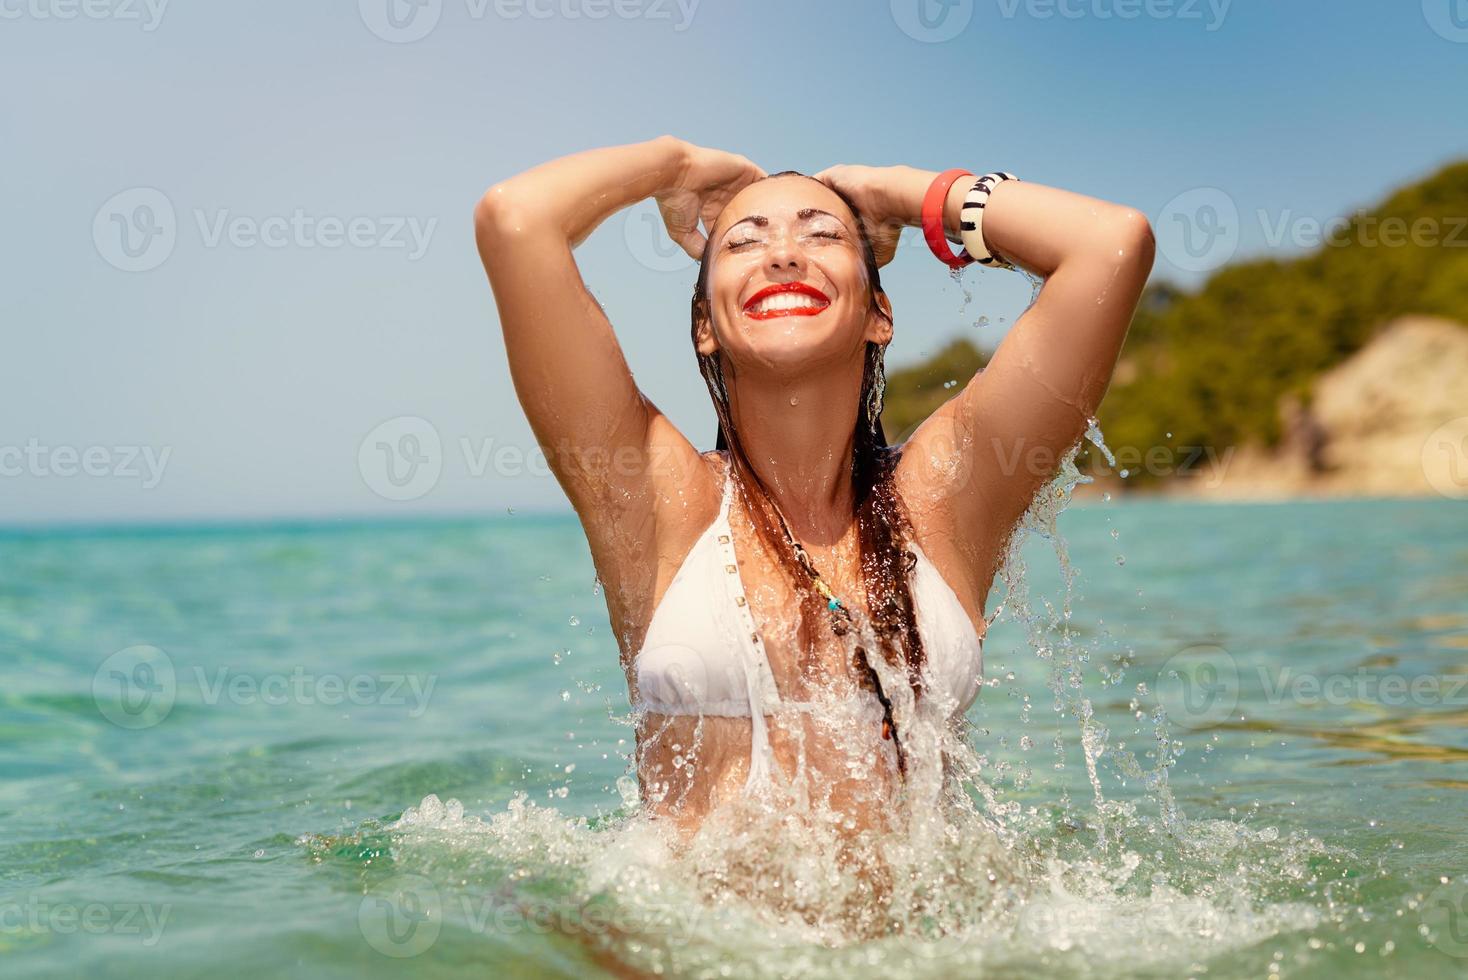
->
xmin=472 ymin=135 xmax=1153 ymax=903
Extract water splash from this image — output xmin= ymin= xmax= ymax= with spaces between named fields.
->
xmin=992 ymin=419 xmax=1186 ymax=845
xmin=304 ymin=421 xmax=1359 ymax=975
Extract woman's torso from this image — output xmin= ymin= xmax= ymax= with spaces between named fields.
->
xmin=621 ymin=449 xmax=989 ymax=838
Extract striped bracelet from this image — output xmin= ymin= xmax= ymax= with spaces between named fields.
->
xmin=959 ymin=172 xmax=1019 ymax=268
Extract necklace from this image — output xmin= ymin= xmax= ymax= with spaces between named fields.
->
xmin=763 ymin=499 xmax=852 ymax=626
xmin=763 ymin=497 xmax=900 ymax=750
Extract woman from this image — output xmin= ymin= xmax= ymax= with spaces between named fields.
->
xmin=472 ymin=136 xmax=1153 ymax=854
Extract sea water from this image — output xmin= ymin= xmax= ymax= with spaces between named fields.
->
xmin=2 ymin=462 xmax=1466 ymax=977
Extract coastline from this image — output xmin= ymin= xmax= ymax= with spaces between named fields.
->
xmin=1085 ymin=316 xmax=1468 ymax=504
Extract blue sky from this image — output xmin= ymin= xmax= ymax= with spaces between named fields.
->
xmin=2 ymin=0 xmax=1465 ymax=524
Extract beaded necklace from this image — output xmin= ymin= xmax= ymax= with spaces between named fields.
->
xmin=762 ymin=494 xmax=900 ymax=749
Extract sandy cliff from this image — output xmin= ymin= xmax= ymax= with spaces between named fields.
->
xmin=1165 ymin=317 xmax=1468 ymax=500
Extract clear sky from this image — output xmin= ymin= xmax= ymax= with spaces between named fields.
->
xmin=3 ymin=0 xmax=1465 ymax=525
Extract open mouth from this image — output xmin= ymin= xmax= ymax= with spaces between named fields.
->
xmin=742 ymin=282 xmax=832 ymax=320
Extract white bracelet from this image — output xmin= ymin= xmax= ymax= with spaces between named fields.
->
xmin=958 ymin=172 xmax=1018 ymax=269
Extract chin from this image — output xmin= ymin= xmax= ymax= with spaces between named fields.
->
xmin=736 ymin=326 xmax=856 ymax=375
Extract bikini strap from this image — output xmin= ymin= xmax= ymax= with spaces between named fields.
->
xmin=718 ymin=451 xmax=736 ymax=521
xmin=713 ymin=449 xmax=779 ymax=794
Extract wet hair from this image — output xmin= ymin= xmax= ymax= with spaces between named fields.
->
xmin=689 ymin=171 xmax=926 ymax=775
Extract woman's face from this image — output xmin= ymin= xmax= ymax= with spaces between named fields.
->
xmin=698 ymin=176 xmax=891 ymax=374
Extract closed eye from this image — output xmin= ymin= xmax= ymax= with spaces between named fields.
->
xmin=726 ymin=230 xmax=843 ymax=251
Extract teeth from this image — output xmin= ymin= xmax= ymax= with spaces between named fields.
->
xmin=749 ymin=291 xmax=828 ymax=314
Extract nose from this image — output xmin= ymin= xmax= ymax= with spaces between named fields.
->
xmin=766 ymin=233 xmax=806 ymax=276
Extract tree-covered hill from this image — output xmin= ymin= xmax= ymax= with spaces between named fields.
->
xmin=882 ymin=161 xmax=1468 ymax=486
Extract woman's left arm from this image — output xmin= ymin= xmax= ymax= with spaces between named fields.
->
xmin=819 ymin=165 xmax=1155 ymax=565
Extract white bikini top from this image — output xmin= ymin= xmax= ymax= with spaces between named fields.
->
xmin=633 ymin=452 xmax=984 ymax=790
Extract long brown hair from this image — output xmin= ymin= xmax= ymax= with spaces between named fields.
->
xmin=689 ymin=171 xmax=927 ymax=774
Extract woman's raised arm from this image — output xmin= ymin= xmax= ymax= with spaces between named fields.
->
xmin=816 ymin=165 xmax=1154 ymax=572
xmin=474 ymin=138 xmax=765 ymax=646
xmin=473 ymin=136 xmax=762 ymax=517
xmin=475 ymin=136 xmax=685 ymax=511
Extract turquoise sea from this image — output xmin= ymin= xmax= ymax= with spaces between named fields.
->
xmin=3 ymin=496 xmax=1467 ymax=978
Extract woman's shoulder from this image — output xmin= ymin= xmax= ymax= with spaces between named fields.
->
xmin=650 ymin=447 xmax=728 ymax=527
xmin=699 ymin=448 xmax=733 ymax=486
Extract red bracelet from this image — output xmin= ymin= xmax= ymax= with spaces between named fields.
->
xmin=922 ymin=168 xmax=975 ymax=269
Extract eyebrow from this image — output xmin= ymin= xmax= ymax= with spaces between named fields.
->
xmin=721 ymin=208 xmax=844 ymax=240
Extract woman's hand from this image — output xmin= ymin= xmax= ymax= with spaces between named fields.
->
xmin=811 ymin=164 xmax=916 ymax=268
xmin=655 ymin=138 xmax=767 ymax=259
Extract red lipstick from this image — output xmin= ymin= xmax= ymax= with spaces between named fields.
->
xmin=742 ymin=282 xmax=832 ymax=320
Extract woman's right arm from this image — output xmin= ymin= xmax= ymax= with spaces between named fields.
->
xmin=473 ymin=137 xmax=763 ymax=645
xmin=473 ymin=136 xmax=692 ymax=514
